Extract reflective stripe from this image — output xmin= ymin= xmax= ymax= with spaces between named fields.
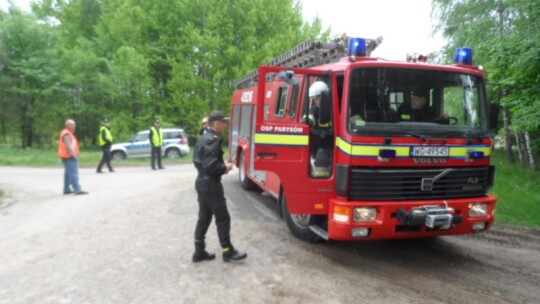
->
xmin=255 ymin=133 xmax=309 ymax=146
xmin=449 ymin=146 xmax=492 ymax=157
xmin=337 ymin=137 xmax=492 ymax=158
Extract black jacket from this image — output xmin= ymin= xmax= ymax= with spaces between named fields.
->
xmin=193 ymin=129 xmax=227 ymax=185
xmin=398 ymin=104 xmax=437 ymax=122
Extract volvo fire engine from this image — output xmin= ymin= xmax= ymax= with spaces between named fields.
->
xmin=228 ymin=35 xmax=499 ymax=241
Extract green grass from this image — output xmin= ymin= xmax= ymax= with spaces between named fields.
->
xmin=490 ymin=150 xmax=540 ymax=227
xmin=0 ymin=146 xmax=538 ymax=228
xmin=0 ymin=146 xmax=194 ymax=167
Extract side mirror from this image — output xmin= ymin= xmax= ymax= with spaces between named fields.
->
xmin=489 ymin=102 xmax=500 ymax=129
xmin=319 ymin=91 xmax=332 ymax=124
xmin=277 ymin=70 xmax=299 ymax=86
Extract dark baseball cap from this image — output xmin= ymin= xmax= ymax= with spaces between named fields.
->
xmin=413 ymin=88 xmax=429 ymax=98
xmin=154 ymin=119 xmax=161 ymax=124
xmin=208 ymin=111 xmax=229 ymax=122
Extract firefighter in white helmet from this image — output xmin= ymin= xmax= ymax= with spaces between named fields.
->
xmin=306 ymin=81 xmax=332 ymax=177
xmin=306 ymin=81 xmax=330 ymax=127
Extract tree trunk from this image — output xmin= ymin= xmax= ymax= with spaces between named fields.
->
xmin=503 ymin=106 xmax=514 ymax=163
xmin=524 ymin=132 xmax=538 ymax=171
xmin=515 ymin=132 xmax=527 ymax=167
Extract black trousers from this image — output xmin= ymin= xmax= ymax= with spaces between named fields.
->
xmin=194 ymin=183 xmax=232 ymax=249
xmin=151 ymin=146 xmax=162 ymax=169
xmin=97 ymin=147 xmax=113 ymax=172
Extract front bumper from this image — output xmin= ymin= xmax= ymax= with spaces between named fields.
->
xmin=327 ymin=194 xmax=497 ymax=240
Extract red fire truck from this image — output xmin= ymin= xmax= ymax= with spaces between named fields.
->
xmin=228 ymin=35 xmax=499 ymax=241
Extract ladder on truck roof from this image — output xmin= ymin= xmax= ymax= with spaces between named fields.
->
xmin=234 ymin=35 xmax=383 ymax=89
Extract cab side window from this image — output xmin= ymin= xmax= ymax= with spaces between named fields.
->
xmin=289 ymin=84 xmax=300 ymax=118
xmin=275 ymin=85 xmax=289 ymax=117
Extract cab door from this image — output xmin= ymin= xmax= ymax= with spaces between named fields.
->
xmin=254 ymin=66 xmax=335 ymax=215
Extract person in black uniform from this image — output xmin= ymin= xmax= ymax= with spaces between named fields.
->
xmin=398 ymin=89 xmax=449 ymax=123
xmin=305 ymin=81 xmax=333 ymax=177
xmin=199 ymin=116 xmax=209 ymax=135
xmin=96 ymin=118 xmax=114 ymax=173
xmin=192 ymin=111 xmax=247 ymax=263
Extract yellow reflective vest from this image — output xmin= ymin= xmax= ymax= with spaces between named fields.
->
xmin=98 ymin=126 xmax=113 ymax=147
xmin=150 ymin=127 xmax=163 ymax=147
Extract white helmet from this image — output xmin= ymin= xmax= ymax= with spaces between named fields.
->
xmin=309 ymin=81 xmax=329 ymax=97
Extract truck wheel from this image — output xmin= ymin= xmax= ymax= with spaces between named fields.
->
xmin=239 ymin=151 xmax=256 ymax=190
xmin=280 ymin=189 xmax=320 ymax=242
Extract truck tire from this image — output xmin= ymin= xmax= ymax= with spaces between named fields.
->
xmin=239 ymin=151 xmax=256 ymax=190
xmin=280 ymin=188 xmax=320 ymax=242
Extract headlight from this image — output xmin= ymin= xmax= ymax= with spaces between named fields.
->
xmin=353 ymin=207 xmax=377 ymax=222
xmin=469 ymin=203 xmax=488 ymax=218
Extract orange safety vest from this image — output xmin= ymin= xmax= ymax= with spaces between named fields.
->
xmin=58 ymin=128 xmax=80 ymax=158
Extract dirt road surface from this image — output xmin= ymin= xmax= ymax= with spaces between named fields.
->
xmin=0 ymin=164 xmax=539 ymax=304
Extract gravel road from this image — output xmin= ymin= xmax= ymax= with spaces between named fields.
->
xmin=0 ymin=164 xmax=539 ymax=304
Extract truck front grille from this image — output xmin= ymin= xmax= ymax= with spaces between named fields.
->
xmin=349 ymin=166 xmax=491 ymax=201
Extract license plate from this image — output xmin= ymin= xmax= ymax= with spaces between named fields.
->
xmin=411 ymin=146 xmax=449 ymax=157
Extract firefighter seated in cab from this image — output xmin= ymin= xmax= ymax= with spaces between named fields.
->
xmin=304 ymin=81 xmax=333 ymax=178
xmin=398 ymin=88 xmax=450 ymax=123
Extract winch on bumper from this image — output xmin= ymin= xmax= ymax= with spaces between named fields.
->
xmin=396 ymin=205 xmax=463 ymax=229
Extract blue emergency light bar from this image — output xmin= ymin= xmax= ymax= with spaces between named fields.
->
xmin=454 ymin=47 xmax=473 ymax=65
xmin=348 ymin=38 xmax=366 ymax=56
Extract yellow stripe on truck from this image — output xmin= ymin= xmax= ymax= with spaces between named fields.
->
xmin=255 ymin=133 xmax=309 ymax=146
xmin=337 ymin=137 xmax=492 ymax=158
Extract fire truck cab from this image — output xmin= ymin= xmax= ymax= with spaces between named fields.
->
xmin=229 ymin=36 xmax=499 ymax=241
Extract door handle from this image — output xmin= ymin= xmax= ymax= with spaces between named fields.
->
xmin=257 ymin=151 xmax=278 ymax=157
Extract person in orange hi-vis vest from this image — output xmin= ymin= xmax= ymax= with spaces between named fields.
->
xmin=58 ymin=119 xmax=88 ymax=195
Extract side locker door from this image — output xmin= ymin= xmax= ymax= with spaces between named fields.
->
xmin=254 ymin=66 xmax=333 ymax=214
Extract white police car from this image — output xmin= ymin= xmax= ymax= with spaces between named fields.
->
xmin=111 ymin=128 xmax=190 ymax=160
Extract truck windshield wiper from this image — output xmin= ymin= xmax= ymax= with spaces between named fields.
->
xmin=463 ymin=130 xmax=485 ymax=141
xmin=430 ymin=130 xmax=485 ymax=142
xmin=391 ymin=130 xmax=426 ymax=142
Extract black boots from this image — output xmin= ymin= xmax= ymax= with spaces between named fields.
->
xmin=193 ymin=241 xmax=247 ymax=263
xmin=222 ymin=247 xmax=247 ymax=262
xmin=192 ymin=241 xmax=215 ymax=263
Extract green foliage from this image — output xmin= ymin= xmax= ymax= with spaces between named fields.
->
xmin=0 ymin=8 xmax=62 ymax=147
xmin=432 ymin=0 xmax=540 ymax=151
xmin=0 ymin=0 xmax=329 ymax=147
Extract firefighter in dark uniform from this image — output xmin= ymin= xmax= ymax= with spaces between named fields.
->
xmin=306 ymin=81 xmax=333 ymax=177
xmin=192 ymin=111 xmax=248 ymax=263
xmin=96 ymin=118 xmax=114 ymax=173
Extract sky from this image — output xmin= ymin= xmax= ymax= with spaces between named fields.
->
xmin=1 ymin=0 xmax=446 ymax=61
xmin=300 ymin=0 xmax=446 ymax=60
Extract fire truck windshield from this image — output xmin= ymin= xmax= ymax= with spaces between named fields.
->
xmin=347 ymin=68 xmax=489 ymax=137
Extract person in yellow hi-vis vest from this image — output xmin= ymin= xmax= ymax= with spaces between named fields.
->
xmin=96 ymin=118 xmax=114 ymax=173
xmin=149 ymin=119 xmax=165 ymax=170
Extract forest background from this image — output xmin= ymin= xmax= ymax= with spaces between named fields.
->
xmin=0 ymin=0 xmax=538 ymax=171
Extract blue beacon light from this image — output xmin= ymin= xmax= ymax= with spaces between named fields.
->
xmin=467 ymin=150 xmax=484 ymax=160
xmin=454 ymin=47 xmax=473 ymax=65
xmin=348 ymin=38 xmax=366 ymax=57
xmin=378 ymin=149 xmax=396 ymax=162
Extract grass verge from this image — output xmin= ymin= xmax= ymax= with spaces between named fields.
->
xmin=490 ymin=150 xmax=540 ymax=227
